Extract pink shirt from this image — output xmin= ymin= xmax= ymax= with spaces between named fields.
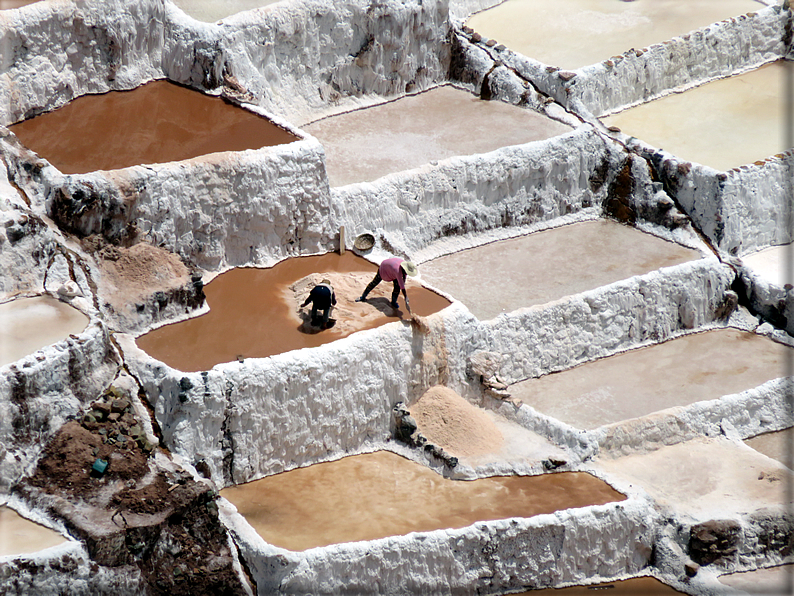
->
xmin=379 ymin=257 xmax=405 ymax=289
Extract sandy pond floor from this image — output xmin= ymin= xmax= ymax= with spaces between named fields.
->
xmin=466 ymin=0 xmax=760 ymax=71
xmin=420 ymin=219 xmax=701 ymax=321
xmin=303 ymin=84 xmax=572 ymax=186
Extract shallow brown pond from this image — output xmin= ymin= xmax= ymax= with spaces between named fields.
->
xmin=220 ymin=451 xmax=625 ymax=551
xmin=515 ymin=576 xmax=685 ymax=594
xmin=136 ymin=253 xmax=450 ymax=372
xmin=0 ymin=505 xmax=67 ymax=557
xmin=9 ymin=80 xmax=297 ymax=174
xmin=0 ymin=295 xmax=89 ymax=368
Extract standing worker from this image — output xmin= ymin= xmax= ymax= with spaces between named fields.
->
xmin=356 ymin=257 xmax=418 ymax=312
xmin=301 ymin=279 xmax=337 ymax=328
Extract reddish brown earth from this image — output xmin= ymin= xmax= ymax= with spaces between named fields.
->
xmin=19 ymin=387 xmax=249 ymax=596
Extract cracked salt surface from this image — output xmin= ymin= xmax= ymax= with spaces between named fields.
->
xmin=466 ymin=0 xmax=761 ymax=71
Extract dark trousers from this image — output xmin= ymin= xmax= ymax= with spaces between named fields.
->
xmin=362 ymin=273 xmax=400 ymax=304
xmin=311 ymin=304 xmax=331 ymax=326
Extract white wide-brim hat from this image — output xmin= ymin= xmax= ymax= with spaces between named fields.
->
xmin=400 ymin=261 xmax=418 ymax=277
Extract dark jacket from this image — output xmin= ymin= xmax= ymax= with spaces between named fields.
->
xmin=301 ymin=283 xmax=336 ymax=309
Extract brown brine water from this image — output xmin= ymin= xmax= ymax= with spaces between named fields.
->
xmin=10 ymin=79 xmax=297 ymax=174
xmin=221 ymin=451 xmax=625 ymax=551
xmin=136 ymin=253 xmax=450 ymax=371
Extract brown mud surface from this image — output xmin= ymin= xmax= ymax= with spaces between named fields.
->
xmin=137 ymin=252 xmax=450 ymax=372
xmin=221 ymin=450 xmax=625 ymax=551
xmin=19 ymin=386 xmax=248 ymax=596
xmin=10 ymin=79 xmax=297 ymax=174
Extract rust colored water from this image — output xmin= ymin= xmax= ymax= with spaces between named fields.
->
xmin=0 ymin=506 xmax=67 ymax=556
xmin=220 ymin=450 xmax=625 ymax=551
xmin=511 ymin=329 xmax=790 ymax=430
xmin=136 ymin=253 xmax=450 ymax=372
xmin=9 ymin=80 xmax=298 ymax=174
xmin=514 ymin=576 xmax=685 ymax=595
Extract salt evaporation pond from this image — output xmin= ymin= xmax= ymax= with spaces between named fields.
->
xmin=420 ymin=219 xmax=700 ymax=320
xmin=9 ymin=80 xmax=297 ymax=175
xmin=302 ymin=84 xmax=572 ymax=186
xmin=509 ymin=328 xmax=790 ymax=430
xmin=742 ymin=243 xmax=792 ymax=288
xmin=745 ymin=428 xmax=793 ymax=468
xmin=602 ymin=62 xmax=787 ymax=171
xmin=0 ymin=296 xmax=89 ymax=368
xmin=515 ymin=576 xmax=685 ymax=595
xmin=0 ymin=505 xmax=67 ymax=557
xmin=597 ymin=437 xmax=791 ymax=520
xmin=718 ymin=564 xmax=794 ymax=595
xmin=466 ymin=0 xmax=760 ymax=71
xmin=172 ymin=0 xmax=282 ymax=22
xmin=220 ymin=450 xmax=624 ymax=551
xmin=136 ymin=253 xmax=450 ymax=372
xmin=0 ymin=0 xmax=38 ymax=8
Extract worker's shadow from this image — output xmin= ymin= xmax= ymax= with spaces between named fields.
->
xmin=365 ymin=297 xmax=404 ymax=318
xmin=296 ymin=309 xmax=337 ymax=334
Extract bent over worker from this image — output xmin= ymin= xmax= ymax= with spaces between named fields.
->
xmin=301 ymin=279 xmax=337 ymax=328
xmin=355 ymin=257 xmax=417 ymax=312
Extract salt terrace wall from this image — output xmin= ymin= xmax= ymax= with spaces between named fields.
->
xmin=0 ymin=321 xmax=119 ymax=495
xmin=123 ymin=257 xmax=737 ymax=488
xmin=645 ymin=146 xmax=794 ymax=258
xmin=0 ymin=0 xmax=453 ymax=128
xmin=163 ymin=0 xmax=452 ymax=125
xmin=222 ymin=496 xmax=656 ymax=594
xmin=332 ymin=127 xmax=661 ymax=256
xmin=475 ymin=258 xmax=736 ymax=385
xmin=458 ymin=3 xmax=791 ymax=118
xmin=0 ymin=122 xmax=334 ymax=271
xmin=0 ymin=0 xmax=165 ymax=125
xmin=595 ymin=378 xmax=792 ymax=458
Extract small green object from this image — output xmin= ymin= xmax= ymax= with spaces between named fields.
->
xmin=92 ymin=458 xmax=108 ymax=475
